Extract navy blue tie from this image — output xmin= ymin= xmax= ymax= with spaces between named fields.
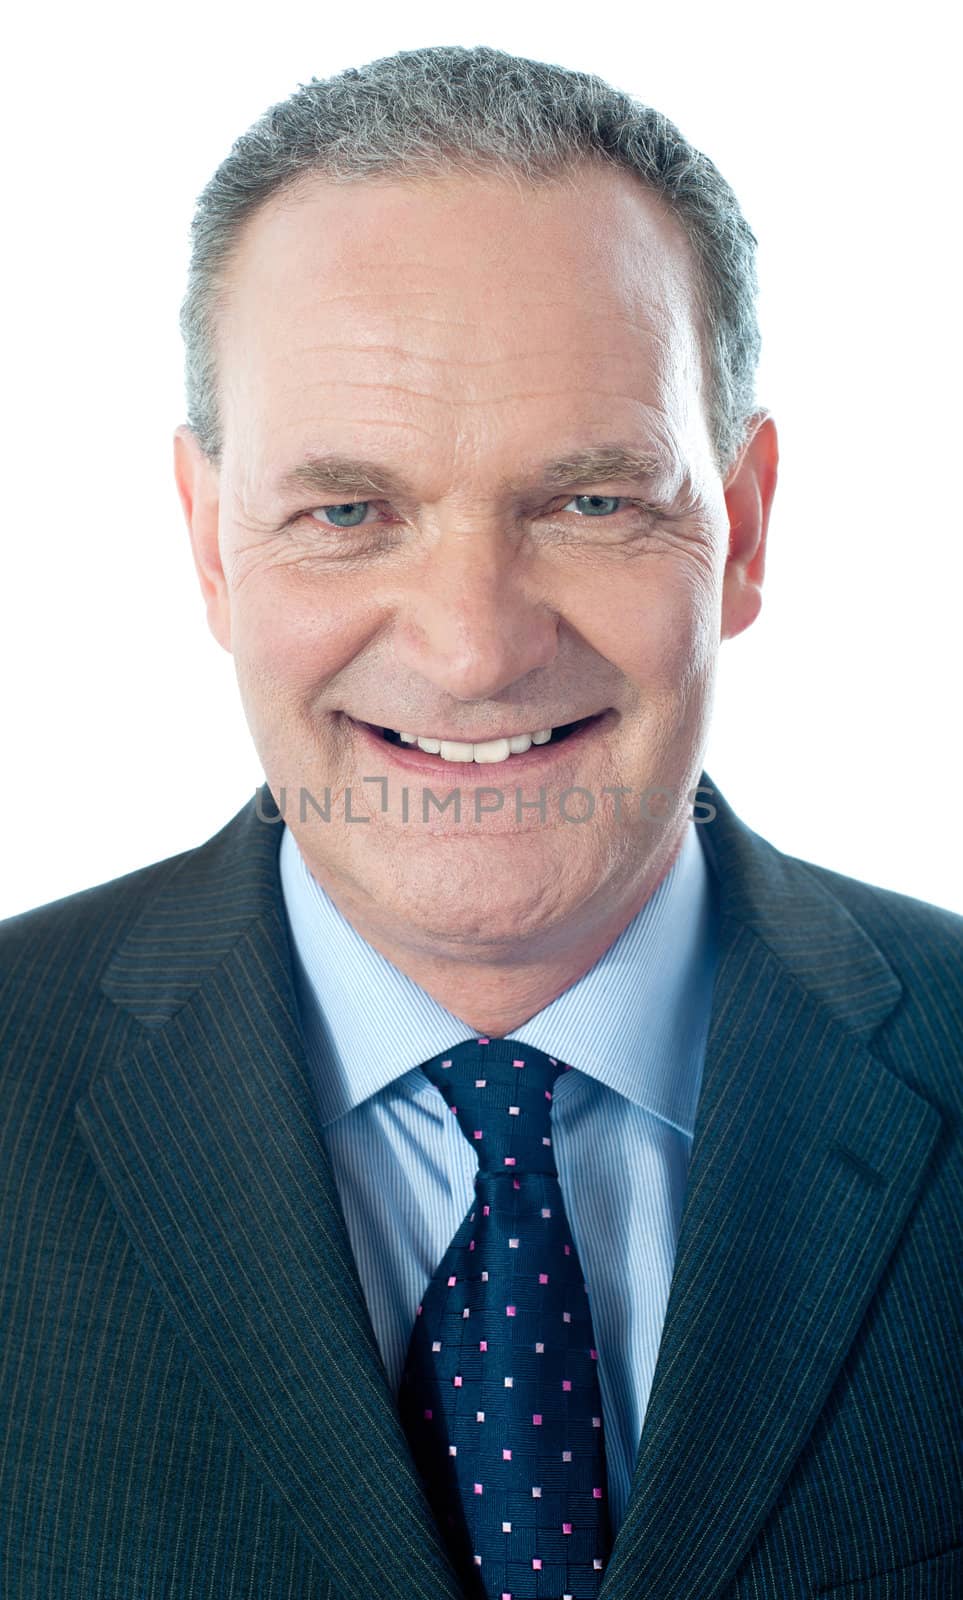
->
xmin=398 ymin=1036 xmax=612 ymax=1600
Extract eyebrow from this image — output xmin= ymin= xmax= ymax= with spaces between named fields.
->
xmin=271 ymin=445 xmax=666 ymax=502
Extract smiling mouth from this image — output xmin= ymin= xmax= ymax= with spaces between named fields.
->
xmin=380 ymin=716 xmax=593 ymax=749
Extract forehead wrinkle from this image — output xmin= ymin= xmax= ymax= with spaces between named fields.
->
xmin=223 ymin=166 xmax=713 ymax=445
xmin=275 ymin=381 xmax=659 ymax=413
xmin=274 ymin=297 xmax=668 ymax=363
xmin=280 ymin=338 xmax=649 ymax=372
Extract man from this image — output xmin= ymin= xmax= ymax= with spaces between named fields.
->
xmin=1 ymin=43 xmax=960 ymax=1600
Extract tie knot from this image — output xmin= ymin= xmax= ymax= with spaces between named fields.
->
xmin=419 ymin=1037 xmax=569 ymax=1175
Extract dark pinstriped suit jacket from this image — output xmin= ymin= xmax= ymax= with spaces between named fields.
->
xmin=2 ymin=776 xmax=961 ymax=1599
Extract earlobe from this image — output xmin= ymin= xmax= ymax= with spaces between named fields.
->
xmin=720 ymin=412 xmax=779 ymax=642
xmin=173 ymin=425 xmax=232 ymax=654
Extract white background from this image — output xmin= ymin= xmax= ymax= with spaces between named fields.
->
xmin=2 ymin=0 xmax=960 ymax=919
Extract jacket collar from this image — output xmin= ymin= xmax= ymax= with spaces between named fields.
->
xmin=75 ymin=776 xmax=942 ymax=1600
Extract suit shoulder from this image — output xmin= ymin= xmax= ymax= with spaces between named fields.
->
xmin=786 ymin=852 xmax=963 ymax=1061
xmin=0 ymin=844 xmax=195 ymax=951
xmin=791 ymin=852 xmax=963 ymax=957
xmin=0 ymin=845 xmax=195 ymax=1045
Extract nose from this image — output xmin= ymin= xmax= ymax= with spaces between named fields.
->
xmin=391 ymin=524 xmax=559 ymax=701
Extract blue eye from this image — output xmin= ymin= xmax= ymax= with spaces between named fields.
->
xmin=566 ymin=495 xmax=622 ymax=516
xmin=314 ymin=502 xmax=371 ymax=527
xmin=305 ymin=494 xmax=629 ymax=529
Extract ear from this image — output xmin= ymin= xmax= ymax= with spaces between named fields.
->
xmin=719 ymin=412 xmax=779 ymax=641
xmin=173 ymin=424 xmax=232 ymax=653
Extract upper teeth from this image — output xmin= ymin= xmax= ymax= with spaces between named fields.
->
xmin=398 ymin=728 xmax=555 ymax=763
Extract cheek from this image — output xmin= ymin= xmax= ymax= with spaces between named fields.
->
xmin=593 ymin=559 xmax=719 ymax=695
xmin=230 ymin=571 xmax=366 ymax=700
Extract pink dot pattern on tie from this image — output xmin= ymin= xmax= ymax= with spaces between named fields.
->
xmin=398 ymin=1036 xmax=611 ymax=1598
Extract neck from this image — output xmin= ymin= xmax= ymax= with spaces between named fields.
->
xmin=303 ymin=824 xmax=688 ymax=1036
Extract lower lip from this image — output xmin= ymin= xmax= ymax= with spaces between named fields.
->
xmin=345 ymin=712 xmax=612 ymax=783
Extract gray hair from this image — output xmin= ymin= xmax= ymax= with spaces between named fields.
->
xmin=179 ymin=44 xmax=761 ymax=472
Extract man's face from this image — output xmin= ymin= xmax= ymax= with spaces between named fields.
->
xmin=176 ymin=163 xmax=774 ymax=958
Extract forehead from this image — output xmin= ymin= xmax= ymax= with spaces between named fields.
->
xmin=216 ymin=163 xmax=709 ymax=486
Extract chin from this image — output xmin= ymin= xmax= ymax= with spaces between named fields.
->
xmin=366 ymin=834 xmax=597 ymax=926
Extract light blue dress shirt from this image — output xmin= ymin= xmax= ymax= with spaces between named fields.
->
xmin=278 ymin=819 xmax=719 ymax=1535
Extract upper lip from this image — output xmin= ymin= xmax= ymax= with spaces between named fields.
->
xmin=350 ymin=712 xmax=605 ymax=740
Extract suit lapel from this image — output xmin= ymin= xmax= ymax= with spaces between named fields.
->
xmin=598 ymin=787 xmax=943 ymax=1599
xmin=74 ymin=779 xmax=944 ymax=1600
xmin=74 ymin=788 xmax=464 ymax=1600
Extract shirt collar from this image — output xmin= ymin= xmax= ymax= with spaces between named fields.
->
xmin=279 ymin=819 xmax=717 ymax=1139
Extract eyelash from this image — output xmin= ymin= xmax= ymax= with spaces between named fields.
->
xmin=295 ymin=495 xmax=649 ymax=529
